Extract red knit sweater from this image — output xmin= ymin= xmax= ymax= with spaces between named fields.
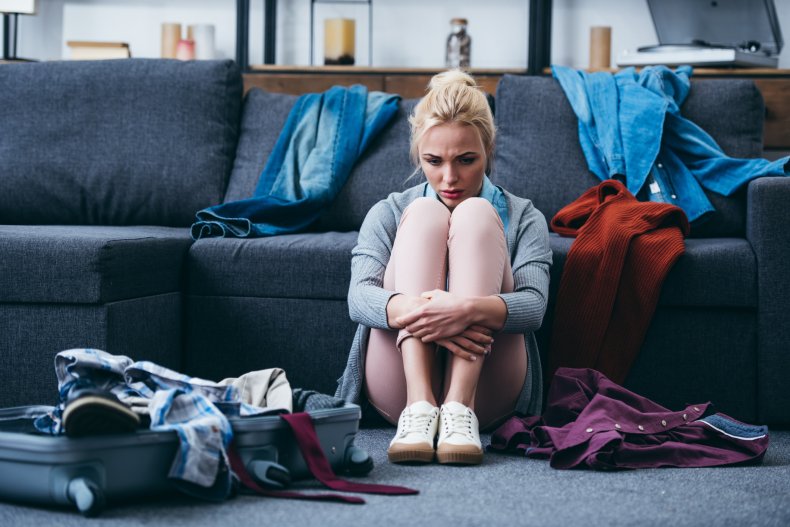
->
xmin=548 ymin=179 xmax=690 ymax=385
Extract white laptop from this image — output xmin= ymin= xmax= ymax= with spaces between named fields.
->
xmin=617 ymin=0 xmax=783 ymax=68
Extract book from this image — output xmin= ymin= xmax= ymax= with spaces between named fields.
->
xmin=67 ymin=41 xmax=131 ymax=60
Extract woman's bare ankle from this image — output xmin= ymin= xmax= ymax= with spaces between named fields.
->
xmin=443 ymin=392 xmax=474 ymax=409
xmin=406 ymin=395 xmax=438 ymax=407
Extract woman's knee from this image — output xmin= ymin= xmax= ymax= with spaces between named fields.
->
xmin=399 ymin=197 xmax=451 ymax=239
xmin=450 ymin=198 xmax=503 ymax=237
xmin=403 ymin=197 xmax=451 ymax=223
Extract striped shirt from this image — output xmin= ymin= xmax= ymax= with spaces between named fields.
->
xmin=36 ymin=348 xmax=277 ymax=492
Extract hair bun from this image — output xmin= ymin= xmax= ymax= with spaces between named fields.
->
xmin=428 ymin=69 xmax=477 ymax=92
xmin=409 ymin=68 xmax=496 ymax=175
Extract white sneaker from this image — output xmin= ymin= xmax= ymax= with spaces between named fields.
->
xmin=436 ymin=401 xmax=483 ymax=465
xmin=387 ymin=401 xmax=440 ymax=463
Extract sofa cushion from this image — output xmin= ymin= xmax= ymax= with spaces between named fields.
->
xmin=185 ymin=296 xmax=356 ymax=396
xmin=188 ymin=231 xmax=357 ymax=299
xmin=225 ymin=88 xmax=417 ymax=232
xmin=222 ymin=89 xmax=296 ymax=204
xmin=1 ymin=295 xmax=183 ymax=406
xmin=493 ymin=76 xmax=764 ymax=237
xmin=548 ymin=234 xmax=756 ymax=308
xmin=0 ymin=226 xmax=192 ymax=303
xmin=0 ymin=59 xmax=242 ymax=227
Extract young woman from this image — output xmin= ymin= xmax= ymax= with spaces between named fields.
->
xmin=336 ymin=70 xmax=552 ymax=465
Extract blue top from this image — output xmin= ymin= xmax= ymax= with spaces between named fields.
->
xmin=552 ymin=65 xmax=789 ymax=223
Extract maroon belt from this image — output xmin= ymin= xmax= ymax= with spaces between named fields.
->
xmin=228 ymin=412 xmax=418 ymax=504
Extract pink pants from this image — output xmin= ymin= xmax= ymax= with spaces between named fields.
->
xmin=364 ymin=197 xmax=527 ymax=431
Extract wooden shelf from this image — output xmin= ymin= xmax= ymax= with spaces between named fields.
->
xmin=235 ymin=1 xmax=548 ymax=74
xmin=248 ymin=65 xmax=529 ymax=75
xmin=243 ymin=66 xmax=523 ymax=99
xmin=243 ymin=66 xmax=790 ymax=151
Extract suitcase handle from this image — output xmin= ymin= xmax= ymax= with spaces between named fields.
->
xmin=67 ymin=477 xmax=105 ymax=517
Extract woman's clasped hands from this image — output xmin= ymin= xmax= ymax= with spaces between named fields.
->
xmin=395 ymin=289 xmax=494 ymax=361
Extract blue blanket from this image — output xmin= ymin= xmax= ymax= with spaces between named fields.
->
xmin=191 ymin=85 xmax=400 ymax=239
xmin=552 ymin=65 xmax=788 ymax=223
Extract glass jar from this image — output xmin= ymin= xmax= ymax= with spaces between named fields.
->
xmin=445 ymin=18 xmax=471 ymax=69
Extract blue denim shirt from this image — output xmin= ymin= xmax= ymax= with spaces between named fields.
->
xmin=191 ymin=85 xmax=400 ymax=238
xmin=552 ymin=65 xmax=789 ymax=223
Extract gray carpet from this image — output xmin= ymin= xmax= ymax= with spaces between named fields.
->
xmin=2 ymin=428 xmax=789 ymax=526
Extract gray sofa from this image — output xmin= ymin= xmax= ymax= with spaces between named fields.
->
xmin=0 ymin=59 xmax=787 ymax=427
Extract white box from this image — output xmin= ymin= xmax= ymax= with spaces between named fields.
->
xmin=0 ymin=0 xmax=36 ymax=15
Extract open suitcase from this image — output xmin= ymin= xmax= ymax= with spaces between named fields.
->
xmin=0 ymin=402 xmax=372 ymax=516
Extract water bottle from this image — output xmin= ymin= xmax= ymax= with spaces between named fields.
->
xmin=445 ymin=18 xmax=471 ymax=69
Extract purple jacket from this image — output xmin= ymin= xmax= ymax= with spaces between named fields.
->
xmin=490 ymin=368 xmax=769 ymax=470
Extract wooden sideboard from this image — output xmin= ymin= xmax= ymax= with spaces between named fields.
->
xmin=243 ymin=66 xmax=790 ymax=153
xmin=242 ymin=66 xmax=525 ymax=99
xmin=747 ymin=77 xmax=790 ymax=151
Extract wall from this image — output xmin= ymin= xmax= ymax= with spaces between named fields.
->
xmin=3 ymin=0 xmax=790 ymax=69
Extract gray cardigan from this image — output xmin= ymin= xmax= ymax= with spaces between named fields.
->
xmin=335 ymin=182 xmax=553 ymax=417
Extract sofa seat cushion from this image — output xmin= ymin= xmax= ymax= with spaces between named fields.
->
xmin=188 ymin=231 xmax=358 ymax=299
xmin=0 ymin=226 xmax=192 ymax=304
xmin=548 ymin=234 xmax=756 ymax=308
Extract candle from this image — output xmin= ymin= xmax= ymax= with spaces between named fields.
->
xmin=188 ymin=24 xmax=216 ymax=60
xmin=324 ymin=18 xmax=355 ymax=65
xmin=161 ymin=23 xmax=182 ymax=59
xmin=175 ymin=39 xmax=195 ymax=61
xmin=589 ymin=26 xmax=612 ymax=70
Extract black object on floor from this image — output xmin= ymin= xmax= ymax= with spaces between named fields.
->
xmin=62 ymin=384 xmax=140 ymax=437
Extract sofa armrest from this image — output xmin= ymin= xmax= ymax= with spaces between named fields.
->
xmin=746 ymin=176 xmax=790 ymax=425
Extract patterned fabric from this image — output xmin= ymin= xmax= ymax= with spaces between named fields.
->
xmin=35 ymin=349 xmax=287 ymax=494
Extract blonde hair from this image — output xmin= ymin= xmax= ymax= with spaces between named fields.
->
xmin=409 ymin=69 xmax=496 ymax=174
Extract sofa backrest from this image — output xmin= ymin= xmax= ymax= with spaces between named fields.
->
xmin=225 ymin=87 xmax=417 ymax=232
xmin=493 ymin=75 xmax=764 ymax=237
xmin=0 ymin=59 xmax=242 ymax=226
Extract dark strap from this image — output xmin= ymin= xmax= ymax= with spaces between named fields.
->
xmin=227 ymin=444 xmax=364 ymax=504
xmin=228 ymin=411 xmax=418 ymax=504
xmin=281 ymin=412 xmax=418 ymax=496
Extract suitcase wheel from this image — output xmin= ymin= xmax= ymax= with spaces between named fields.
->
xmin=344 ymin=445 xmax=374 ymax=476
xmin=248 ymin=460 xmax=291 ymax=489
xmin=67 ymin=477 xmax=105 ymax=517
